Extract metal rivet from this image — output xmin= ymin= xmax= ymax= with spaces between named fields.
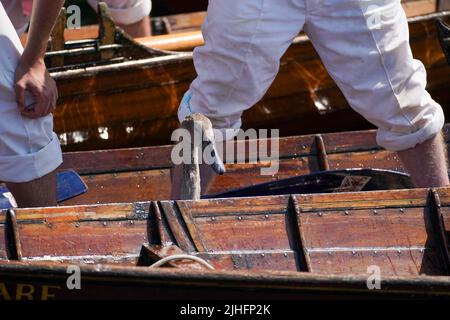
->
xmin=130 ymin=221 xmax=134 ymax=225
xmin=318 ymin=212 xmax=323 ymax=217
xmin=373 ymin=210 xmax=378 ymax=215
xmin=302 ymin=145 xmax=306 ymax=150
xmin=284 ymin=253 xmax=288 ymax=257
xmin=102 ymin=222 xmax=107 ymax=226
xmin=265 ymin=215 xmax=269 ymax=219
xmin=211 ymin=217 xmax=216 ymax=222
xmin=344 ymin=210 xmax=350 ymax=215
xmin=328 ymin=252 xmax=333 ymax=256
xmin=261 ymin=253 xmax=265 ymax=257
xmin=399 ymin=208 xmax=404 ymax=213
xmin=75 ymin=222 xmax=80 ymax=228
xmin=352 ymin=251 xmax=357 ymax=255
xmin=420 ymin=249 xmax=425 ymax=253
xmin=238 ymin=216 xmax=242 ymax=220
xmin=374 ymin=251 xmax=378 ymax=255
xmin=397 ymin=250 xmax=402 ymax=254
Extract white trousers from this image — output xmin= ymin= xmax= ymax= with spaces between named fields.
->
xmin=179 ymin=0 xmax=445 ymax=151
xmin=88 ymin=0 xmax=152 ymax=25
xmin=0 ymin=3 xmax=62 ymax=183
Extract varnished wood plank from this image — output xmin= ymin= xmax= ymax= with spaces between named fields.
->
xmin=159 ymin=202 xmax=196 ymax=252
xmin=293 ymin=189 xmax=430 ymax=212
xmin=297 ymin=198 xmax=449 ymax=276
xmin=197 ymin=251 xmax=298 ymax=272
xmin=13 ymin=203 xmax=152 ymax=265
xmin=299 ymin=208 xmax=432 ymax=249
xmin=307 ymin=250 xmax=445 ymax=276
xmin=174 ymin=197 xmax=292 ymax=253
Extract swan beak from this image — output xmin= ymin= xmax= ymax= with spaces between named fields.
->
xmin=203 ymin=140 xmax=226 ymax=175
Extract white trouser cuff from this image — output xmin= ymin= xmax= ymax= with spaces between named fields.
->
xmin=0 ymin=133 xmax=63 ymax=183
xmin=88 ymin=0 xmax=152 ymax=25
xmin=376 ymin=106 xmax=445 ymax=152
xmin=178 ymin=91 xmax=241 ymax=142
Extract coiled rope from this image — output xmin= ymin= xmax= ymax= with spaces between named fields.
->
xmin=149 ymin=254 xmax=215 ymax=270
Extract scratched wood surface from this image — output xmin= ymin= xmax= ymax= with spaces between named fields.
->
xmin=10 ymin=203 xmax=151 ymax=265
xmin=0 ymin=187 xmax=448 ymax=278
xmin=50 ymin=11 xmax=450 ymax=151
xmin=162 ymin=189 xmax=450 ymax=275
xmin=294 ymin=192 xmax=446 ymax=276
xmin=56 ymin=124 xmax=450 ymax=206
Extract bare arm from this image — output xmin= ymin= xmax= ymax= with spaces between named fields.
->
xmin=15 ymin=0 xmax=65 ymax=118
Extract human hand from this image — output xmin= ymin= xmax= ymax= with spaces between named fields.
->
xmin=15 ymin=57 xmax=58 ymax=118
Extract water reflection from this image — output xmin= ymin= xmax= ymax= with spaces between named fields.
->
xmin=98 ymin=127 xmax=109 ymax=140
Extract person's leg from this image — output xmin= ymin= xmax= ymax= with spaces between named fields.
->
xmin=304 ymin=0 xmax=447 ymax=188
xmin=172 ymin=0 xmax=306 ymax=198
xmin=397 ymin=133 xmax=449 ymax=187
xmin=117 ymin=15 xmax=151 ymax=37
xmin=0 ymin=3 xmax=63 ymax=208
xmin=88 ymin=0 xmax=152 ymax=37
xmin=6 ymin=171 xmax=57 ymax=207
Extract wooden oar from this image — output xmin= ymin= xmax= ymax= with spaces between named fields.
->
xmin=204 ymin=169 xmax=414 ymax=199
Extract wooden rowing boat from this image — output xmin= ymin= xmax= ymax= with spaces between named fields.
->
xmin=1 ymin=4 xmax=448 ymax=300
xmin=53 ymin=123 xmax=450 ymax=206
xmin=48 ymin=9 xmax=450 ymax=152
xmin=0 ymin=186 xmax=449 ymax=299
xmin=4 ymin=116 xmax=449 ymax=300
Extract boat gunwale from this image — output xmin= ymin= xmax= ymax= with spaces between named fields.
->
xmin=0 ymin=260 xmax=449 ymax=297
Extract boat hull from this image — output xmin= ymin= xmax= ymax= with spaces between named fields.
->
xmin=1 ymin=187 xmax=450 ymax=300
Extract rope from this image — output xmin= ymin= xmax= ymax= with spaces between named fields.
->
xmin=149 ymin=254 xmax=215 ymax=270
